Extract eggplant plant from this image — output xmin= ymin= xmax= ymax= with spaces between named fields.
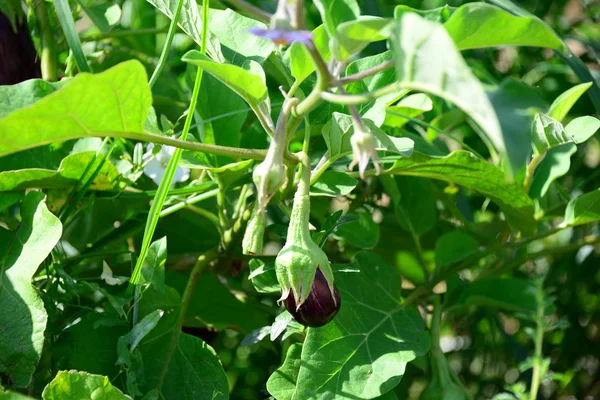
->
xmin=0 ymin=0 xmax=599 ymax=399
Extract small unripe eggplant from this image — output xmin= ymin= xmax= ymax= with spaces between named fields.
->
xmin=242 ymin=205 xmax=266 ymax=256
xmin=284 ymin=269 xmax=341 ymax=327
xmin=275 ymin=153 xmax=339 ymax=327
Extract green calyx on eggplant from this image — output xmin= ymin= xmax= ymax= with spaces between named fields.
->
xmin=275 ymin=152 xmax=340 ymax=328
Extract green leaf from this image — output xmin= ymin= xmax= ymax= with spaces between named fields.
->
xmin=345 ymin=51 xmax=401 ymax=127
xmin=334 ymin=17 xmax=392 ymax=61
xmin=287 ymin=26 xmax=330 ymax=84
xmin=145 ymin=0 xmax=223 ymax=61
xmin=444 ymin=3 xmax=565 ymax=51
xmin=117 ymin=309 xmax=164 ymax=365
xmin=384 ymin=93 xmax=433 ymax=128
xmin=0 ymin=61 xmax=151 ymax=157
xmin=208 ymin=9 xmax=274 ymax=65
xmin=0 ymin=79 xmax=63 ymax=118
xmin=267 ymin=343 xmax=302 ymax=400
xmin=0 ymin=151 xmax=120 ymax=191
xmin=388 ymin=151 xmax=536 ymax=235
xmin=334 ymin=211 xmax=379 ymax=248
xmin=139 ymin=237 xmax=167 ymax=291
xmin=137 ymin=284 xmax=229 ymax=399
xmin=389 ymin=14 xmax=509 ymax=174
xmin=0 ymin=192 xmax=62 ymax=387
xmin=322 ymin=112 xmax=414 ymax=158
xmin=313 ymin=0 xmax=360 ymax=37
xmin=435 ymin=231 xmax=478 ymax=269
xmin=564 ymin=190 xmax=600 ymax=227
xmin=294 ymin=252 xmax=430 ymax=399
xmin=565 ymin=116 xmax=600 ymax=144
xmin=248 ymin=259 xmax=279 ymax=294
xmin=449 ymin=278 xmax=537 ymax=316
xmin=166 ymin=271 xmax=270 ymax=332
xmin=548 ymin=82 xmax=593 ymax=122
xmin=53 ymin=313 xmax=128 ymax=378
xmin=488 ymin=79 xmax=548 ymax=174
xmin=182 ymin=51 xmax=268 ymax=109
xmin=310 ymin=171 xmax=358 ymax=197
xmin=529 ymin=143 xmax=577 ymax=199
xmin=383 ymin=176 xmax=437 ymax=236
xmin=42 ymin=371 xmax=131 ymax=400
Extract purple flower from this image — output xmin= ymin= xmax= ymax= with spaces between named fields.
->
xmin=248 ymin=27 xmax=312 ymax=45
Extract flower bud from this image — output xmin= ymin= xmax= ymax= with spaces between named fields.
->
xmin=275 ymin=153 xmax=339 ymax=327
xmin=284 ymin=269 xmax=341 ymax=327
xmin=252 ymin=154 xmax=285 ymax=211
xmin=349 ymin=127 xmax=380 ymax=179
xmin=242 ymin=205 xmax=266 ymax=256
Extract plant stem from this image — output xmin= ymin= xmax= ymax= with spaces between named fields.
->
xmin=148 ymin=0 xmax=185 ymax=88
xmin=337 ymin=60 xmax=395 ymax=85
xmin=529 ymin=279 xmax=545 ymax=400
xmin=157 ymin=248 xmax=218 ymax=389
xmin=523 ymin=152 xmax=546 ymax=193
xmin=221 ymin=0 xmax=271 ymax=22
xmin=32 ymin=0 xmax=58 ymax=81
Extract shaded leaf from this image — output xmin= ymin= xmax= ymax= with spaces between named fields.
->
xmin=267 ymin=343 xmax=302 ymax=400
xmin=248 ymin=259 xmax=279 ymax=294
xmin=0 ymin=192 xmax=62 ymax=387
xmin=388 ymin=151 xmax=535 ymax=235
xmin=334 ymin=211 xmax=379 ymax=248
xmin=529 ymin=143 xmax=577 ymax=199
xmin=435 ymin=231 xmax=478 ymax=269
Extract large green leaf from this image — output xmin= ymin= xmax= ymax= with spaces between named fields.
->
xmin=388 ymin=151 xmax=536 ymax=235
xmin=137 ymin=286 xmax=229 ymax=399
xmin=564 ymin=190 xmax=600 ymax=227
xmin=0 ymin=192 xmax=62 ymax=387
xmin=294 ymin=252 xmax=430 ymax=399
xmin=0 ymin=61 xmax=151 ymax=157
xmin=0 ymin=151 xmax=120 ymax=191
xmin=444 ymin=3 xmax=564 ymax=51
xmin=334 ymin=211 xmax=380 ymax=249
xmin=42 ymin=371 xmax=131 ymax=400
xmin=389 ymin=13 xmax=510 ymax=174
xmin=435 ymin=231 xmax=478 ymax=270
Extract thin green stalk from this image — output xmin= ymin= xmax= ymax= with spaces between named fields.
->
xmin=148 ymin=0 xmax=185 ymax=88
xmin=31 ymin=0 xmax=58 ymax=81
xmin=337 ymin=60 xmax=395 ymax=85
xmin=54 ymin=0 xmax=91 ymax=72
xmin=127 ymin=0 xmax=210 ymax=294
xmin=221 ymin=0 xmax=271 ymax=22
xmin=523 ymin=152 xmax=546 ymax=193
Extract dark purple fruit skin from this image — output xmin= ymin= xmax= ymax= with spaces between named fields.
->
xmin=284 ymin=269 xmax=341 ymax=328
xmin=0 ymin=13 xmax=41 ymax=85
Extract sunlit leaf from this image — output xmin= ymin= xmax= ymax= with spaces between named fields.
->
xmin=42 ymin=371 xmax=131 ymax=400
